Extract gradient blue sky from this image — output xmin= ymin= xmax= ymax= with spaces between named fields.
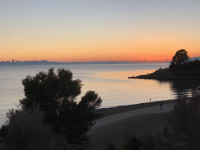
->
xmin=1 ymin=0 xmax=200 ymax=62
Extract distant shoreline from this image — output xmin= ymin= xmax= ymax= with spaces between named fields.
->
xmin=129 ymin=76 xmax=200 ymax=80
xmin=0 ymin=61 xmax=168 ymax=66
xmin=128 ymin=68 xmax=200 ymax=80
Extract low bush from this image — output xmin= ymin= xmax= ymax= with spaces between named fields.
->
xmin=171 ymin=90 xmax=200 ymax=149
xmin=0 ymin=107 xmax=69 ymax=150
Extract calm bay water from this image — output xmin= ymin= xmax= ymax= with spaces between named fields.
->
xmin=1 ymin=63 xmax=199 ymax=125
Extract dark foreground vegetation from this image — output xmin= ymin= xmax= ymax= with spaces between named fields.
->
xmin=129 ymin=49 xmax=200 ymax=79
xmin=0 ymin=68 xmax=102 ymax=150
xmin=105 ymin=89 xmax=200 ymax=150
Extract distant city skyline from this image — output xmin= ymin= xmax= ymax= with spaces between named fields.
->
xmin=1 ymin=56 xmax=200 ymax=65
xmin=1 ymin=0 xmax=200 ymax=62
xmin=0 ymin=59 xmax=169 ymax=63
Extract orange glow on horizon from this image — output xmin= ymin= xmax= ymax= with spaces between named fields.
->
xmin=0 ymin=48 xmax=199 ymax=63
xmin=1 ymin=27 xmax=200 ymax=62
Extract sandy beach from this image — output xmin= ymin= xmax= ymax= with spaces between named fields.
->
xmin=88 ymin=102 xmax=174 ymax=150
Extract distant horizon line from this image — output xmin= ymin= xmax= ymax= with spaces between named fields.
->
xmin=0 ymin=60 xmax=170 ymax=63
xmin=2 ymin=56 xmax=199 ymax=63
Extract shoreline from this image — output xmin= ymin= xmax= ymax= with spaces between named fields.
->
xmin=128 ymin=76 xmax=200 ymax=80
xmin=98 ymin=99 xmax=174 ymax=117
xmin=128 ymin=68 xmax=200 ymax=80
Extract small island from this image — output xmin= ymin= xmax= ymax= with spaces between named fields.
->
xmin=129 ymin=49 xmax=200 ymax=80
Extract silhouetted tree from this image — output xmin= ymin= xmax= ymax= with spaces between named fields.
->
xmin=168 ymin=50 xmax=200 ymax=77
xmin=170 ymin=49 xmax=189 ymax=69
xmin=18 ymin=68 xmax=102 ymax=145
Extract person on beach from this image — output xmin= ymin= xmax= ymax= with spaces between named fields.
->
xmin=160 ymin=101 xmax=163 ymax=110
xmin=150 ymin=98 xmax=151 ymax=102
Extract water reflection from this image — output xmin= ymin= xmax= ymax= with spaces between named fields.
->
xmin=155 ymin=79 xmax=200 ymax=96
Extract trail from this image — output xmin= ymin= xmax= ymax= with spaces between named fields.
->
xmin=88 ymin=103 xmax=174 ymax=150
xmin=93 ymin=103 xmax=173 ymax=128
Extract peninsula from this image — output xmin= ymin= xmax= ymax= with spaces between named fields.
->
xmin=129 ymin=49 xmax=200 ymax=80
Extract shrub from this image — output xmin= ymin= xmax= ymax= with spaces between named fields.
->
xmin=171 ymin=90 xmax=200 ymax=149
xmin=105 ymin=144 xmax=116 ymax=150
xmin=108 ymin=136 xmax=143 ymax=150
xmin=0 ymin=107 xmax=69 ymax=150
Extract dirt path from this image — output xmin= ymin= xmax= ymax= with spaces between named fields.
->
xmin=93 ymin=103 xmax=173 ymax=128
xmin=88 ymin=103 xmax=174 ymax=150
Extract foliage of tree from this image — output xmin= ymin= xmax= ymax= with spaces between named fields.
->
xmin=170 ymin=49 xmax=189 ymax=69
xmin=20 ymin=68 xmax=102 ymax=144
xmin=171 ymin=49 xmax=189 ymax=65
xmin=0 ymin=68 xmax=102 ymax=148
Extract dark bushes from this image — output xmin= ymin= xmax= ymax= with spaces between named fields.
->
xmin=0 ymin=108 xmax=69 ymax=150
xmin=171 ymin=90 xmax=200 ymax=149
xmin=105 ymin=136 xmax=143 ymax=150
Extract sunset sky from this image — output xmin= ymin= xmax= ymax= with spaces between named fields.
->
xmin=1 ymin=0 xmax=200 ymax=62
